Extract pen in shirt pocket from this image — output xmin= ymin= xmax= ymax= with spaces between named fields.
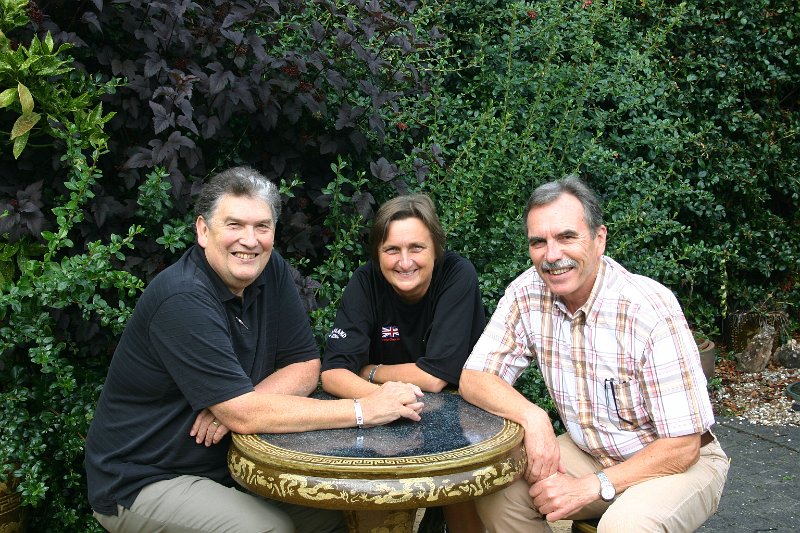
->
xmin=235 ymin=316 xmax=249 ymax=330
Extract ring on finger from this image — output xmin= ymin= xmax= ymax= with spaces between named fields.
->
xmin=212 ymin=420 xmax=220 ymax=427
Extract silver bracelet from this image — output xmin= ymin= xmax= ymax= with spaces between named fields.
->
xmin=353 ymin=399 xmax=364 ymax=429
xmin=368 ymin=364 xmax=382 ymax=384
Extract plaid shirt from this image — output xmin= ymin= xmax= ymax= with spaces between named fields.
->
xmin=464 ymin=256 xmax=714 ymax=467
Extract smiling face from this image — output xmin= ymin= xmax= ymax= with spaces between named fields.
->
xmin=378 ymin=217 xmax=435 ymax=303
xmin=526 ymin=193 xmax=607 ymax=313
xmin=196 ymin=193 xmax=275 ymax=297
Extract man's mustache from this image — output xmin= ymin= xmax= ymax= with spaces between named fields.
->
xmin=541 ymin=259 xmax=578 ymax=271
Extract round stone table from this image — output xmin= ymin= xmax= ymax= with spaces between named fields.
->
xmin=228 ymin=391 xmax=526 ymax=533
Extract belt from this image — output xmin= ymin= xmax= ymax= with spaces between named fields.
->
xmin=700 ymin=431 xmax=714 ymax=447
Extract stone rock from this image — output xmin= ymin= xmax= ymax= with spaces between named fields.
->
xmin=775 ymin=339 xmax=800 ymax=369
xmin=736 ymin=324 xmax=776 ymax=373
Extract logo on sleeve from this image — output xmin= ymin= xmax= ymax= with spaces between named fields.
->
xmin=381 ymin=325 xmax=400 ymax=342
xmin=328 ymin=328 xmax=347 ymax=339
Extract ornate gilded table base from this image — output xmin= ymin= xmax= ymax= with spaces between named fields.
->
xmin=0 ymin=479 xmax=26 ymax=533
xmin=228 ymin=392 xmax=526 ymax=533
xmin=344 ymin=509 xmax=415 ymax=533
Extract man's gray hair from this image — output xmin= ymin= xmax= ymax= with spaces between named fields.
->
xmin=523 ymin=175 xmax=604 ymax=236
xmin=195 ymin=166 xmax=281 ymax=223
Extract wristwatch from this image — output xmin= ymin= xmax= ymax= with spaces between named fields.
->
xmin=596 ymin=471 xmax=616 ymax=502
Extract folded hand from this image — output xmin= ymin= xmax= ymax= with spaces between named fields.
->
xmin=190 ymin=407 xmax=230 ymax=447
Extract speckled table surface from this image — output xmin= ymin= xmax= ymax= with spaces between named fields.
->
xmin=261 ymin=391 xmax=503 ymax=458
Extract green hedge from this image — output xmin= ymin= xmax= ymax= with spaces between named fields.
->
xmin=384 ymin=0 xmax=799 ymax=424
xmin=390 ymin=0 xmax=799 ymax=334
xmin=1 ymin=0 xmax=798 ymax=529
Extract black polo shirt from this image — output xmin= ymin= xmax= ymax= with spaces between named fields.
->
xmin=85 ymin=245 xmax=318 ymax=515
xmin=322 ymin=251 xmax=486 ymax=386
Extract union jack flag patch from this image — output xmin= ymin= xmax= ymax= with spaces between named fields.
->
xmin=381 ymin=325 xmax=400 ymax=339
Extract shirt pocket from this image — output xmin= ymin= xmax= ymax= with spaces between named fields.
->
xmin=605 ymin=377 xmax=648 ymax=431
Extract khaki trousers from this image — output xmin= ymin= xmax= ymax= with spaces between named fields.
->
xmin=475 ymin=433 xmax=729 ymax=533
xmin=93 ymin=475 xmax=346 ymax=533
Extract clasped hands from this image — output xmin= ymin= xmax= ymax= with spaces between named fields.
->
xmin=358 ymin=380 xmax=425 ymax=427
xmin=523 ymin=428 xmax=599 ymax=522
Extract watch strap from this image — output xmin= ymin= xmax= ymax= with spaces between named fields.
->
xmin=596 ymin=470 xmax=616 ymax=502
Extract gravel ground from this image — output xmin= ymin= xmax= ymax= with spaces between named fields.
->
xmin=710 ymin=359 xmax=800 ymax=426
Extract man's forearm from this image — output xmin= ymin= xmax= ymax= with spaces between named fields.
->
xmin=255 ymin=359 xmax=320 ymax=396
xmin=602 ymin=433 xmax=702 ymax=493
xmin=213 ymin=391 xmax=358 ymax=434
xmin=460 ymin=368 xmax=561 ymax=482
xmin=211 ymin=379 xmax=425 ymax=434
xmin=459 ymin=369 xmax=548 ymax=429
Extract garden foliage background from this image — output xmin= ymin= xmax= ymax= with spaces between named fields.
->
xmin=0 ymin=0 xmax=798 ymax=529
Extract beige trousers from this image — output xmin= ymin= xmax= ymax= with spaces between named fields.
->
xmin=93 ymin=475 xmax=346 ymax=533
xmin=475 ymin=433 xmax=729 ymax=533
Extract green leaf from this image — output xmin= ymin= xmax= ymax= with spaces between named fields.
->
xmin=12 ymin=131 xmax=29 ymax=159
xmin=0 ymin=88 xmax=17 ymax=109
xmin=10 ymin=112 xmax=41 ymax=140
xmin=88 ymin=103 xmax=103 ymax=125
xmin=17 ymin=82 xmax=34 ymax=113
xmin=44 ymin=32 xmax=54 ymax=53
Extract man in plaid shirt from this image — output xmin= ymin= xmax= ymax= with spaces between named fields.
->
xmin=460 ymin=176 xmax=728 ymax=532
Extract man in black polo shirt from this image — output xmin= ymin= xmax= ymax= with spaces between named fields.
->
xmin=85 ymin=166 xmax=425 ymax=533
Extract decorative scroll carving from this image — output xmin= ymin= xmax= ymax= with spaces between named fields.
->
xmin=229 ymin=440 xmax=526 ymax=510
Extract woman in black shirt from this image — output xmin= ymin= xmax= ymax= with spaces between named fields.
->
xmin=322 ymin=193 xmax=486 ymax=532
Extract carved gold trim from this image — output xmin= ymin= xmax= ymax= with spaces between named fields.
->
xmin=228 ymin=420 xmax=526 ymax=510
